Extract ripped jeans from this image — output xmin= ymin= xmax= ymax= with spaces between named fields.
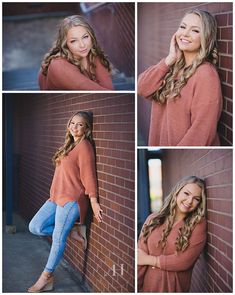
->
xmin=28 ymin=200 xmax=80 ymax=273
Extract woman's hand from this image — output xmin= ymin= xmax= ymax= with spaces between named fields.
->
xmin=165 ymin=33 xmax=182 ymax=66
xmin=91 ymin=201 xmax=103 ymax=223
xmin=138 ymin=248 xmax=160 ymax=268
xmin=138 ymin=248 xmax=151 ymax=266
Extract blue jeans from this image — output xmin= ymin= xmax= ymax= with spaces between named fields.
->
xmin=29 ymin=200 xmax=80 ymax=273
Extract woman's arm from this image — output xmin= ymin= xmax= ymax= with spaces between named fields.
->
xmin=177 ymin=65 xmax=223 ymax=146
xmin=158 ymin=219 xmax=206 ymax=271
xmin=137 ymin=59 xmax=170 ymax=98
xmin=137 ymin=213 xmax=156 ymax=290
xmin=90 ymin=197 xmax=103 ymax=223
xmin=138 ymin=248 xmax=156 ymax=266
xmin=94 ymin=58 xmax=114 ymax=90
xmin=78 ymin=140 xmax=102 ymax=222
xmin=138 ymin=33 xmax=182 ymax=98
xmin=47 ymin=58 xmax=112 ymax=90
xmin=140 ymin=219 xmax=207 ymax=272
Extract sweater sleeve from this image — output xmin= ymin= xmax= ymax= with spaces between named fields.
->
xmin=48 ymin=58 xmax=112 ymax=90
xmin=138 ymin=59 xmax=170 ymax=98
xmin=138 ymin=214 xmax=155 ymax=290
xmin=78 ymin=140 xmax=98 ymax=198
xmin=177 ymin=64 xmax=222 ymax=146
xmin=158 ymin=219 xmax=207 ymax=271
xmin=95 ymin=58 xmax=114 ymax=90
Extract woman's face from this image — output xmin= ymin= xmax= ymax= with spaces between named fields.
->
xmin=175 ymin=183 xmax=202 ymax=219
xmin=176 ymin=13 xmax=202 ymax=55
xmin=66 ymin=25 xmax=93 ymax=60
xmin=69 ymin=115 xmax=87 ymax=141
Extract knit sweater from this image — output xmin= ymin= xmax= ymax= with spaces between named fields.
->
xmin=49 ymin=139 xmax=97 ymax=224
xmin=138 ymin=59 xmax=222 ymax=146
xmin=138 ymin=215 xmax=206 ymax=292
xmin=39 ymin=57 xmax=114 ymax=90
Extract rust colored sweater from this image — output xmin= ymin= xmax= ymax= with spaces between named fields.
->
xmin=39 ymin=57 xmax=114 ymax=90
xmin=49 ymin=139 xmax=97 ymax=224
xmin=138 ymin=215 xmax=206 ymax=292
xmin=138 ymin=59 xmax=222 ymax=146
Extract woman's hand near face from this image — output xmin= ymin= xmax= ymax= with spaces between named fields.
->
xmin=90 ymin=200 xmax=103 ymax=223
xmin=165 ymin=33 xmax=181 ymax=66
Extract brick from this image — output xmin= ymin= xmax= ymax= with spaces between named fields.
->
xmin=215 ymin=14 xmax=228 ymax=26
xmin=220 ymin=55 xmax=232 ymax=70
xmin=227 ymin=274 xmax=232 ymax=288
xmin=217 ymin=68 xmax=226 ymax=86
xmin=226 ymin=128 xmax=232 ymax=144
xmin=220 ymin=111 xmax=232 ymax=128
xmin=219 ymin=3 xmax=233 ymax=12
xmin=228 ymin=13 xmax=232 ymax=25
xmin=221 ymin=84 xmax=232 ymax=99
xmin=217 ymin=41 xmax=227 ymax=54
xmin=227 ymin=41 xmax=232 ymax=54
xmin=216 ymin=27 xmax=221 ymax=40
xmin=220 ymin=27 xmax=232 ymax=40
xmin=227 ymin=70 xmax=232 ymax=85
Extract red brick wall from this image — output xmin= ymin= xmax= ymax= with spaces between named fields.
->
xmin=9 ymin=93 xmax=135 ymax=292
xmin=161 ymin=149 xmax=232 ymax=292
xmin=86 ymin=2 xmax=135 ymax=77
xmin=2 ymin=3 xmax=79 ymax=16
xmin=138 ymin=3 xmax=233 ymax=145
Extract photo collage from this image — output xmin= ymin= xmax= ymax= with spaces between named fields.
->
xmin=2 ymin=1 xmax=233 ymax=293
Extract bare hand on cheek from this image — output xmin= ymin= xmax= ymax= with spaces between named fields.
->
xmin=165 ymin=33 xmax=182 ymax=66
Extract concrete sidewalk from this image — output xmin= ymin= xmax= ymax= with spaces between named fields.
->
xmin=3 ymin=213 xmax=91 ymax=292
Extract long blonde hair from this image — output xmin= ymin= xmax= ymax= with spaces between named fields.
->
xmin=153 ymin=9 xmax=218 ymax=104
xmin=141 ymin=176 xmax=206 ymax=252
xmin=41 ymin=15 xmax=111 ymax=80
xmin=52 ymin=111 xmax=93 ymax=166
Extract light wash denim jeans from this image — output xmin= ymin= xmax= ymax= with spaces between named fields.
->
xmin=29 ymin=200 xmax=80 ymax=273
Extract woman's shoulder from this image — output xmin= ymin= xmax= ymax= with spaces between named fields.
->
xmin=94 ymin=56 xmax=105 ymax=68
xmin=49 ymin=57 xmax=74 ymax=70
xmin=195 ymin=62 xmax=219 ymax=79
xmin=191 ymin=217 xmax=207 ymax=234
xmin=143 ymin=212 xmax=159 ymax=226
xmin=76 ymin=139 xmax=94 ymax=152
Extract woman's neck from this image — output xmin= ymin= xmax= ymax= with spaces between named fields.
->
xmin=174 ymin=207 xmax=186 ymax=222
xmin=74 ymin=134 xmax=85 ymax=143
xmin=183 ymin=51 xmax=198 ymax=67
xmin=80 ymin=57 xmax=88 ymax=71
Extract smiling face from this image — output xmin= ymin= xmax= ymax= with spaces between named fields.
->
xmin=68 ymin=115 xmax=87 ymax=141
xmin=176 ymin=13 xmax=202 ymax=56
xmin=66 ymin=25 xmax=93 ymax=60
xmin=175 ymin=183 xmax=202 ymax=220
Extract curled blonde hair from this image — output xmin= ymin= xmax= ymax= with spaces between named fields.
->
xmin=141 ymin=176 xmax=206 ymax=252
xmin=153 ymin=9 xmax=218 ymax=104
xmin=52 ymin=111 xmax=94 ymax=166
xmin=41 ymin=15 xmax=111 ymax=80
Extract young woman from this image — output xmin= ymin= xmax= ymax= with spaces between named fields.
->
xmin=39 ymin=15 xmax=114 ymax=90
xmin=138 ymin=176 xmax=206 ymax=292
xmin=28 ymin=111 xmax=102 ymax=292
xmin=138 ymin=9 xmax=222 ymax=146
